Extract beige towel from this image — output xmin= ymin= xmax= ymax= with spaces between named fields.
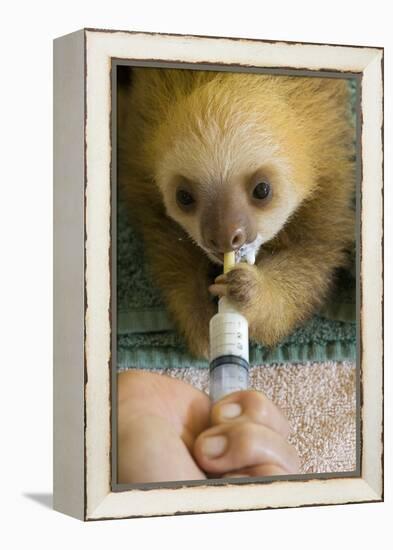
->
xmin=153 ymin=361 xmax=356 ymax=474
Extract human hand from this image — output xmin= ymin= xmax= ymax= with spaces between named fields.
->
xmin=193 ymin=390 xmax=300 ymax=478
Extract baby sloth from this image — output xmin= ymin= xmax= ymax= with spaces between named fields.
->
xmin=118 ymin=68 xmax=355 ymax=358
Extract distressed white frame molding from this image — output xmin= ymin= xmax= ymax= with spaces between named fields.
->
xmin=53 ymin=28 xmax=383 ymax=520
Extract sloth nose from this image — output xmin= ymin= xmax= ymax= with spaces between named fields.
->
xmin=229 ymin=227 xmax=247 ymax=250
xmin=208 ymin=226 xmax=247 ymax=252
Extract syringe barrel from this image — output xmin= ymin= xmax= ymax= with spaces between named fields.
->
xmin=209 ymin=297 xmax=249 ymax=402
xmin=209 ymin=357 xmax=249 ymax=403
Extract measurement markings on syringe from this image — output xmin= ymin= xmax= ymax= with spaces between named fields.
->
xmin=211 ymin=330 xmax=243 ymax=338
xmin=211 ymin=343 xmax=246 ymax=353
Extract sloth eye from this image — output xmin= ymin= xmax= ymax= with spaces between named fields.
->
xmin=253 ymin=181 xmax=271 ymax=200
xmin=176 ymin=188 xmax=195 ymax=209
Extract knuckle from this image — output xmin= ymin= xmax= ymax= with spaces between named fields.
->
xmin=234 ymin=421 xmax=259 ymax=455
xmin=241 ymin=391 xmax=270 ymax=420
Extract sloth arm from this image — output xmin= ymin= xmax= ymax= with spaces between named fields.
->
xmin=140 ymin=213 xmax=216 ymax=358
xmin=253 ymin=239 xmax=346 ymax=345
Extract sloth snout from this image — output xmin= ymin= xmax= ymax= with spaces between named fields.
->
xmin=205 ymin=224 xmax=247 ymax=253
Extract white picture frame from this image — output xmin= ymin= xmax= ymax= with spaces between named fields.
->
xmin=53 ymin=28 xmax=383 ymax=520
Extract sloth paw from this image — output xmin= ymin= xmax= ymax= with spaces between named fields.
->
xmin=208 ymin=263 xmax=261 ymax=313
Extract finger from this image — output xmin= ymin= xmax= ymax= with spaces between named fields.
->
xmin=208 ymin=283 xmax=228 ymax=297
xmin=210 ymin=390 xmax=290 ymax=439
xmin=193 ymin=421 xmax=300 ymax=475
xmin=222 ymin=464 xmax=291 ymax=479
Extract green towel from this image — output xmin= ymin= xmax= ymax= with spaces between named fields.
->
xmin=117 ymin=78 xmax=357 ymax=370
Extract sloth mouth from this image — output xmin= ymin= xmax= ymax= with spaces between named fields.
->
xmin=203 ymin=235 xmax=264 ymax=266
xmin=235 ymin=234 xmax=264 ymax=265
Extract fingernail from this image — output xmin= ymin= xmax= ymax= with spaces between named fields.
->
xmin=220 ymin=403 xmax=242 ymax=419
xmin=202 ymin=435 xmax=227 ymax=458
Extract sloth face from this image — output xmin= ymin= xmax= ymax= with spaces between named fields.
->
xmin=153 ymin=100 xmax=314 ymax=265
xmin=157 ymin=162 xmax=305 ymax=265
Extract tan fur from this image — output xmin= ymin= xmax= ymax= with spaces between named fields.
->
xmin=118 ymin=68 xmax=355 ymax=358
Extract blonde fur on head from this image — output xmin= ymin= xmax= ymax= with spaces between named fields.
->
xmin=119 ymin=68 xmax=355 ymax=357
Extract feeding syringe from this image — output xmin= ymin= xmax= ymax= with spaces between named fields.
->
xmin=209 ymin=252 xmax=250 ymax=402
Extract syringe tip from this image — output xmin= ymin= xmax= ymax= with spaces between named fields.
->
xmin=223 ymin=252 xmax=236 ymax=274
